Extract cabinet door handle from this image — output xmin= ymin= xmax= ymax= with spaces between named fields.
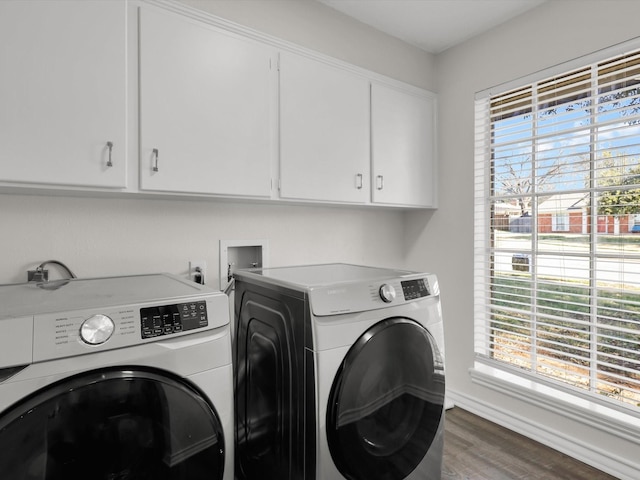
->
xmin=377 ymin=175 xmax=384 ymax=190
xmin=356 ymin=173 xmax=363 ymax=189
xmin=106 ymin=141 xmax=113 ymax=167
xmin=152 ymin=148 xmax=159 ymax=172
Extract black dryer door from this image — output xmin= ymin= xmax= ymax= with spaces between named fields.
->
xmin=327 ymin=318 xmax=445 ymax=480
xmin=0 ymin=367 xmax=226 ymax=480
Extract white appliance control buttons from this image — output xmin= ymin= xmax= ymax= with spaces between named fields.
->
xmin=379 ymin=284 xmax=397 ymax=303
xmin=80 ymin=314 xmax=115 ymax=345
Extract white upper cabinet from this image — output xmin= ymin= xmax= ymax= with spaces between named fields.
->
xmin=139 ymin=8 xmax=275 ymax=198
xmin=279 ymin=52 xmax=370 ymax=204
xmin=0 ymin=1 xmax=437 ymax=208
xmin=0 ymin=0 xmax=127 ymax=189
xmin=371 ymin=83 xmax=437 ymax=207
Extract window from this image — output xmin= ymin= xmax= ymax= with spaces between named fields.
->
xmin=474 ymin=47 xmax=640 ymax=413
xmin=552 ymin=212 xmax=570 ymax=232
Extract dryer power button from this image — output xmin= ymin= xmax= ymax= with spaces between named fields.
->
xmin=379 ymin=284 xmax=397 ymax=303
xmin=80 ymin=314 xmax=115 ymax=345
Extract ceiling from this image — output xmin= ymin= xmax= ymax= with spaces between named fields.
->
xmin=316 ymin=0 xmax=547 ymax=54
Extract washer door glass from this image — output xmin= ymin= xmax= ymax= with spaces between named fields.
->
xmin=327 ymin=318 xmax=445 ymax=480
xmin=0 ymin=367 xmax=225 ymax=480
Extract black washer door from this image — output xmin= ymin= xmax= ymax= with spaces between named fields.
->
xmin=327 ymin=318 xmax=445 ymax=480
xmin=0 ymin=367 xmax=225 ymax=480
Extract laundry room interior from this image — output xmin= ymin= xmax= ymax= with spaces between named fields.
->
xmin=1 ymin=1 xmax=640 ymax=479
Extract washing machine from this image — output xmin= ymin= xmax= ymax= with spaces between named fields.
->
xmin=0 ymin=273 xmax=233 ymax=480
xmin=234 ymin=263 xmax=445 ymax=480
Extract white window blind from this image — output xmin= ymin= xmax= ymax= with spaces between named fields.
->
xmin=474 ymin=48 xmax=640 ymax=412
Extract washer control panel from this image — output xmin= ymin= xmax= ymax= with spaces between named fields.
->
xmin=140 ymin=301 xmax=208 ymax=339
xmin=21 ymin=274 xmax=230 ymax=363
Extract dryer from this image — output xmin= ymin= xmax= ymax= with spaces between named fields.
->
xmin=0 ymin=273 xmax=233 ymax=480
xmin=234 ymin=263 xmax=445 ymax=480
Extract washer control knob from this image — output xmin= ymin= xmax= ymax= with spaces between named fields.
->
xmin=379 ymin=284 xmax=396 ymax=303
xmin=80 ymin=314 xmax=115 ymax=345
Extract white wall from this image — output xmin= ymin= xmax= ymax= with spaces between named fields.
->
xmin=0 ymin=0 xmax=434 ymax=287
xmin=0 ymin=194 xmax=405 ymax=285
xmin=405 ymin=1 xmax=640 ymax=477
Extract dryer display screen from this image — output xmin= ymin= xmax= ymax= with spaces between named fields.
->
xmin=140 ymin=301 xmax=208 ymax=339
xmin=401 ymin=279 xmax=430 ymax=300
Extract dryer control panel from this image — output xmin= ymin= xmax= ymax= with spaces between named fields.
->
xmin=310 ymin=273 xmax=438 ymax=317
xmin=140 ymin=301 xmax=208 ymax=339
xmin=401 ymin=279 xmax=430 ymax=300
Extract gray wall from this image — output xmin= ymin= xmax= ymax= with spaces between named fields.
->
xmin=405 ymin=0 xmax=640 ymax=476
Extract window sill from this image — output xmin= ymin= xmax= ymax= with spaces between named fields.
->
xmin=470 ymin=362 xmax=640 ymax=443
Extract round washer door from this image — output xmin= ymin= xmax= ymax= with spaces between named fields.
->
xmin=327 ymin=318 xmax=445 ymax=480
xmin=0 ymin=367 xmax=226 ymax=480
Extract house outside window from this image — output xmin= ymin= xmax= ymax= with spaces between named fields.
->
xmin=474 ymin=46 xmax=640 ymax=414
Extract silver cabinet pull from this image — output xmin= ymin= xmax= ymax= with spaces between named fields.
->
xmin=356 ymin=173 xmax=363 ymax=189
xmin=377 ymin=175 xmax=384 ymax=190
xmin=106 ymin=141 xmax=113 ymax=167
xmin=152 ymin=148 xmax=159 ymax=172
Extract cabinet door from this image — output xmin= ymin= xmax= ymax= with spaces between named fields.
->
xmin=279 ymin=52 xmax=370 ymax=203
xmin=139 ymin=8 xmax=274 ymax=198
xmin=0 ymin=1 xmax=127 ymax=189
xmin=371 ymin=84 xmax=436 ymax=207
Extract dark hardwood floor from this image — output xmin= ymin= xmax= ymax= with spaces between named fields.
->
xmin=443 ymin=408 xmax=618 ymax=480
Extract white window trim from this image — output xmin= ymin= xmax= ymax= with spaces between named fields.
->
xmin=476 ymin=36 xmax=640 ymax=102
xmin=473 ymin=35 xmax=640 ymax=438
xmin=470 ymin=362 xmax=640 ymax=442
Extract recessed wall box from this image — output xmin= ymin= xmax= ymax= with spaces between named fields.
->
xmin=219 ymin=239 xmax=269 ymax=291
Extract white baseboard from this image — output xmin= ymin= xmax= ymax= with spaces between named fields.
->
xmin=448 ymin=389 xmax=640 ymax=480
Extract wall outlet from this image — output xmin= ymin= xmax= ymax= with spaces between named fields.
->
xmin=27 ymin=269 xmax=49 ymax=283
xmin=189 ymin=260 xmax=207 ymax=285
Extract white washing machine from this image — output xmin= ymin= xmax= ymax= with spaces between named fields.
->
xmin=0 ymin=273 xmax=233 ymax=480
xmin=234 ymin=264 xmax=445 ymax=480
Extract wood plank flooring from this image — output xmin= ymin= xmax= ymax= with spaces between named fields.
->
xmin=443 ymin=408 xmax=618 ymax=480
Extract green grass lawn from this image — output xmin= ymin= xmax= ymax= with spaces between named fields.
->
xmin=489 ymin=273 xmax=640 ymax=406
